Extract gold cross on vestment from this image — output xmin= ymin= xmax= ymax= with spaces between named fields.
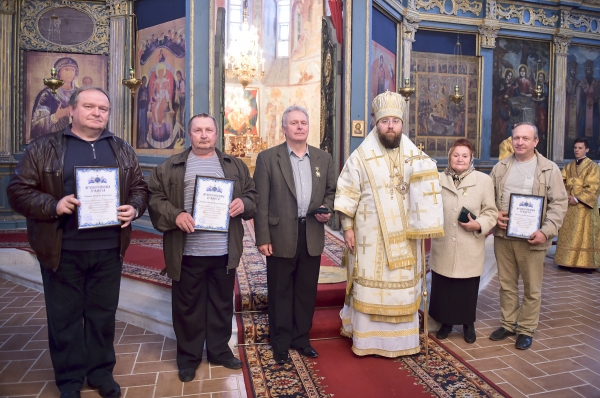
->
xmin=388 ymin=209 xmax=402 ymax=226
xmin=423 ymin=182 xmax=442 ymax=205
xmin=358 ymin=204 xmax=373 ymax=222
xmin=376 ymin=289 xmax=392 ymax=303
xmin=358 ymin=236 xmax=373 ymax=255
xmin=412 ymin=202 xmax=427 ymax=221
xmin=406 ymin=146 xmax=425 ymax=166
xmin=365 ymin=150 xmax=385 ymax=167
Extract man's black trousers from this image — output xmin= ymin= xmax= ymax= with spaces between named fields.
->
xmin=266 ymin=219 xmax=321 ymax=357
xmin=40 ymin=247 xmax=122 ymax=392
xmin=172 ymin=254 xmax=235 ymax=369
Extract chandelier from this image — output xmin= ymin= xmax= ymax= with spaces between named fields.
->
xmin=225 ymin=0 xmax=265 ymax=88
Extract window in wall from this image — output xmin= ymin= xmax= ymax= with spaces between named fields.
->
xmin=276 ymin=0 xmax=290 ymax=58
xmin=228 ymin=0 xmax=244 ymax=47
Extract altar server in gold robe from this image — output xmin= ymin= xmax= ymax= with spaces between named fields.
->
xmin=334 ymin=91 xmax=444 ymax=357
xmin=555 ymin=138 xmax=600 ymax=272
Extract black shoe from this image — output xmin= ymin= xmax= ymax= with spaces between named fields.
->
xmin=515 ymin=334 xmax=533 ymax=350
xmin=298 ymin=346 xmax=319 ymax=358
xmin=436 ymin=324 xmax=453 ymax=340
xmin=60 ymin=392 xmax=81 ymax=398
xmin=569 ymin=267 xmax=594 ymax=274
xmin=178 ymin=367 xmax=196 ymax=382
xmin=213 ymin=357 xmax=243 ymax=370
xmin=96 ymin=381 xmax=121 ymax=398
xmin=463 ymin=323 xmax=476 ymax=344
xmin=489 ymin=327 xmax=516 ymax=341
xmin=87 ymin=380 xmax=121 ymax=398
xmin=274 ymin=351 xmax=291 ymax=364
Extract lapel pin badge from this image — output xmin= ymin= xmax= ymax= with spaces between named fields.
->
xmin=315 ymin=167 xmax=321 ymax=178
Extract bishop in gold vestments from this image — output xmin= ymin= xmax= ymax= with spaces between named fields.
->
xmin=555 ymin=151 xmax=600 ymax=270
xmin=334 ymin=91 xmax=444 ymax=357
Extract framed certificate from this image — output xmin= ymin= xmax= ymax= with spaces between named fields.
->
xmin=191 ymin=176 xmax=235 ymax=232
xmin=74 ymin=166 xmax=120 ymax=229
xmin=506 ymin=194 xmax=544 ymax=239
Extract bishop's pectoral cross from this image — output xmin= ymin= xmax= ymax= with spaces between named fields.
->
xmin=386 ymin=174 xmax=408 ymax=200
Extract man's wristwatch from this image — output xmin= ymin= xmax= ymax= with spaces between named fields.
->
xmin=135 ymin=207 xmax=139 ymax=218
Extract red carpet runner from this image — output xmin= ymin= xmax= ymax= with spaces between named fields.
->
xmin=235 ymin=222 xmax=508 ymax=398
xmin=0 ymin=229 xmax=171 ymax=288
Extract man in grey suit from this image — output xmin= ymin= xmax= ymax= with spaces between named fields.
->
xmin=254 ymin=105 xmax=336 ymax=364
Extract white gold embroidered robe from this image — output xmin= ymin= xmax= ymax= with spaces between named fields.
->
xmin=334 ymin=130 xmax=444 ymax=357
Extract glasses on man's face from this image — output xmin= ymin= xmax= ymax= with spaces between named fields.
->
xmin=379 ymin=118 xmax=402 ymax=125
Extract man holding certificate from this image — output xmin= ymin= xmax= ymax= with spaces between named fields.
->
xmin=7 ymin=87 xmax=148 ymax=398
xmin=253 ymin=105 xmax=336 ymax=364
xmin=148 ymin=114 xmax=258 ymax=382
xmin=488 ymin=122 xmax=567 ymax=350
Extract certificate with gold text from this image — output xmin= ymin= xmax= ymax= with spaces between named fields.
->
xmin=75 ymin=167 xmax=120 ymax=229
xmin=192 ymin=176 xmax=234 ymax=232
xmin=506 ymin=194 xmax=544 ymax=239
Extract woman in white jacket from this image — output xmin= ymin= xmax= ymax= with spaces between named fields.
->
xmin=430 ymin=139 xmax=498 ymax=343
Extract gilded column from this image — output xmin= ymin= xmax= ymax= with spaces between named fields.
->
xmin=478 ymin=18 xmax=499 ymax=160
xmin=0 ymin=0 xmax=16 ymax=161
xmin=107 ymin=0 xmax=132 ymax=142
xmin=402 ymin=13 xmax=419 ymax=135
xmin=552 ymin=33 xmax=571 ymax=162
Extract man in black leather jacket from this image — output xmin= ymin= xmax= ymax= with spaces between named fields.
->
xmin=7 ymin=87 xmax=148 ymax=398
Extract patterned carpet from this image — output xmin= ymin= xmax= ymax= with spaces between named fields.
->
xmin=236 ymin=221 xmax=344 ymax=397
xmin=239 ymin=313 xmax=331 ymax=398
xmin=397 ymin=335 xmax=509 ymax=397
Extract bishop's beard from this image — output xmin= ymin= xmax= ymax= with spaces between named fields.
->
xmin=378 ymin=130 xmax=402 ymax=149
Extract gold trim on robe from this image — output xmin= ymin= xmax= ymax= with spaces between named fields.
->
xmin=334 ymin=129 xmax=444 ymax=357
xmin=555 ymin=158 xmax=600 ymax=269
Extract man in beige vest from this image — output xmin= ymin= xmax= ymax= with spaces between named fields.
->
xmin=489 ymin=122 xmax=567 ymax=350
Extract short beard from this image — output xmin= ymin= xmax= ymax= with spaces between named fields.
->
xmin=378 ymin=130 xmax=401 ymax=149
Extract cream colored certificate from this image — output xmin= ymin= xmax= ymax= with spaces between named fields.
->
xmin=191 ymin=176 xmax=234 ymax=232
xmin=75 ymin=167 xmax=120 ymax=229
xmin=506 ymin=194 xmax=544 ymax=239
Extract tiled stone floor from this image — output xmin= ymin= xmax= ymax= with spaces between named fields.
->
xmin=1 ymin=259 xmax=599 ymax=397
xmin=0 ymin=278 xmax=246 ymax=398
xmin=441 ymin=259 xmax=600 ymax=398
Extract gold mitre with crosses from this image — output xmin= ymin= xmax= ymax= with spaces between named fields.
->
xmin=372 ymin=90 xmax=407 ymax=123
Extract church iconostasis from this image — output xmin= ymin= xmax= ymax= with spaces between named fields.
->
xmin=409 ymin=52 xmax=479 ymax=159
xmin=564 ymin=45 xmax=600 ymax=160
xmin=24 ymin=52 xmax=108 ymax=144
xmin=134 ymin=18 xmax=187 ymax=155
xmin=16 ymin=0 xmax=111 ymax=148
xmin=490 ymin=38 xmax=551 ymax=158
